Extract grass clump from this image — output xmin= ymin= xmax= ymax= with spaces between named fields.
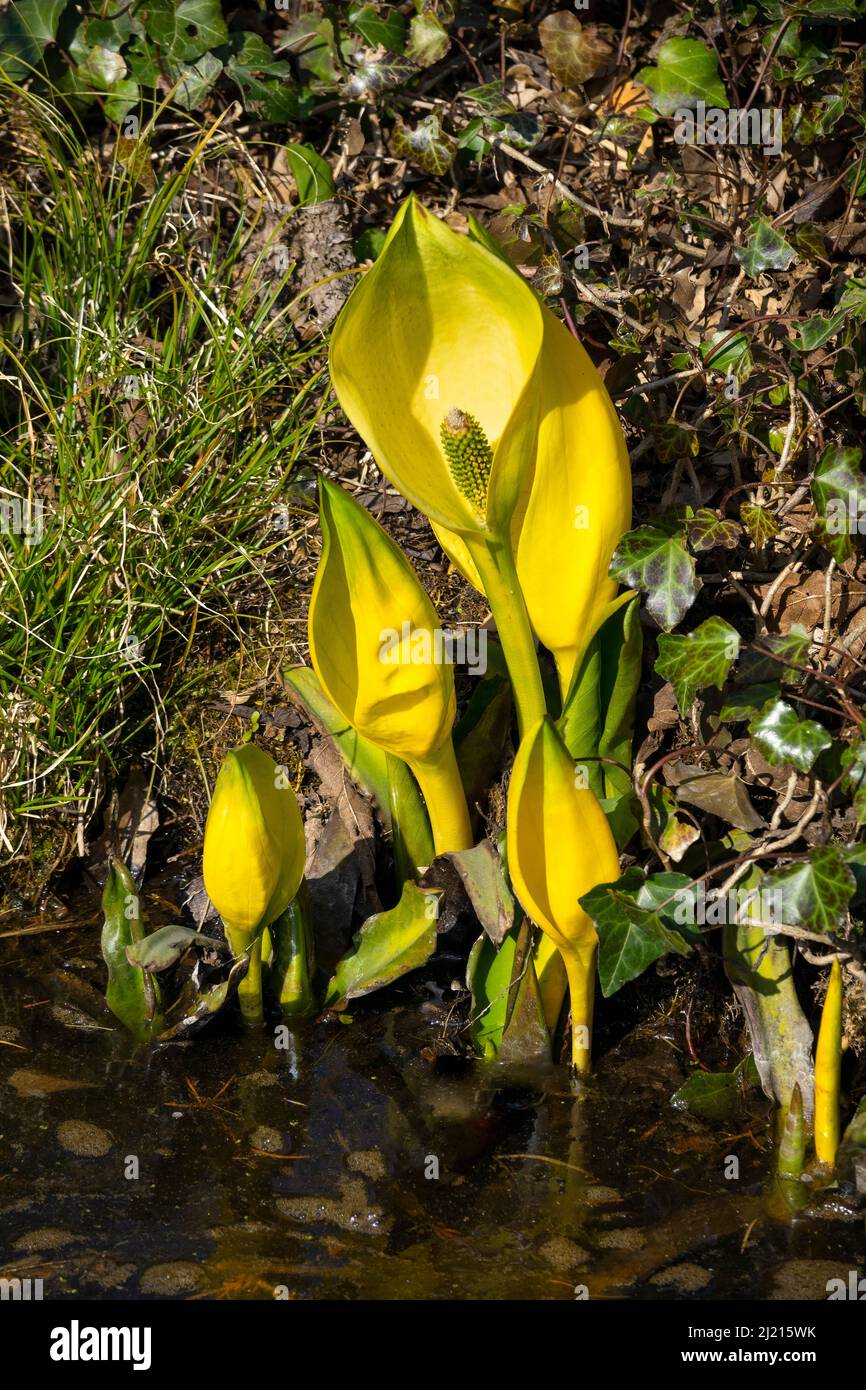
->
xmin=0 ymin=83 xmax=325 ymax=887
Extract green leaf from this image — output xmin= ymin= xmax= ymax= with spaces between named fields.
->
xmin=671 ymin=1055 xmax=760 ymax=1120
xmin=168 ymin=52 xmax=222 ymax=109
xmin=811 ymin=443 xmax=866 ymax=564
xmin=580 ymin=868 xmax=692 ymax=997
xmin=734 ymin=218 xmax=796 ymax=276
xmin=466 ymin=929 xmax=517 ymax=1060
xmin=794 ymin=277 xmax=866 ymax=352
xmin=285 ymin=142 xmax=335 ymax=205
xmin=598 ymin=594 xmax=643 ymax=804
xmin=348 ymin=3 xmax=406 ymax=52
xmin=701 ymin=330 xmax=751 ymax=373
xmin=762 ymin=847 xmax=856 ymax=935
xmin=101 ymin=858 xmax=163 ymax=1041
xmin=609 ymin=526 xmax=698 ymax=631
xmin=284 ymin=666 xmax=433 ymax=874
xmin=719 ymin=681 xmax=779 ymax=720
xmin=740 ymin=625 xmax=810 ymax=684
xmin=841 ymin=728 xmax=866 ymax=825
xmin=687 ymin=508 xmax=741 ymax=552
xmin=538 ymin=11 xmax=610 ymax=88
xmin=675 ymin=770 xmax=765 ymax=832
xmin=748 ymin=698 xmax=832 ymax=772
xmin=656 ymin=616 xmax=740 ymax=714
xmin=138 ymin=0 xmax=227 ymax=62
xmin=126 ymin=923 xmax=226 ymax=972
xmin=391 ymin=113 xmax=455 ymax=175
xmin=0 ymin=0 xmax=67 ymax=78
xmin=723 ymin=874 xmax=814 ymax=1117
xmin=739 ymin=502 xmax=779 ymax=548
xmin=444 ymin=838 xmax=515 ymax=946
xmin=324 ymin=881 xmax=440 ymax=1008
xmin=636 ymin=38 xmax=728 ymax=117
xmin=405 ymin=10 xmax=450 ymax=67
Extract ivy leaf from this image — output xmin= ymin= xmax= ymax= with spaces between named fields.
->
xmin=794 ymin=277 xmax=866 ymax=351
xmin=740 ymin=502 xmax=779 ymax=548
xmin=636 ymin=37 xmax=728 ymax=117
xmin=609 ymin=526 xmax=698 ymax=631
xmin=749 ymin=698 xmax=832 ymax=772
xmin=168 ymin=52 xmax=222 ymax=110
xmin=701 ymin=330 xmax=751 ymax=373
xmin=740 ymin=625 xmax=810 ymax=685
xmin=719 ymin=682 xmax=780 ymax=721
xmin=324 ymin=882 xmax=440 ymax=1008
xmin=223 ymin=34 xmax=306 ymax=121
xmin=285 ymin=143 xmax=335 ymax=205
xmin=538 ymin=12 xmax=611 ymax=89
xmin=406 ymin=10 xmax=450 ymax=67
xmin=687 ymin=508 xmax=741 ymax=552
xmin=0 ymin=0 xmax=67 ymax=78
xmin=841 ymin=727 xmax=866 ymax=824
xmin=580 ymin=868 xmax=692 ymax=997
xmin=138 ymin=0 xmax=227 ymax=63
xmin=811 ymin=443 xmax=866 ymax=563
xmin=347 ymin=3 xmax=406 ymax=53
xmin=656 ymin=616 xmax=740 ymax=714
xmin=674 ymin=770 xmax=765 ymax=832
xmin=391 ymin=113 xmax=455 ymax=175
xmin=762 ymin=847 xmax=856 ymax=935
xmin=734 ymin=218 xmax=797 ymax=276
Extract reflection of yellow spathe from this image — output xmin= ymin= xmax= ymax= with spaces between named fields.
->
xmin=507 ymin=717 xmax=621 ymax=1072
xmin=309 ymin=477 xmax=471 ymax=855
xmin=329 ymin=197 xmax=544 ymax=537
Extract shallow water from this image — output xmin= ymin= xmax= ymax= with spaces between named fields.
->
xmin=1 ymin=928 xmax=863 ymax=1300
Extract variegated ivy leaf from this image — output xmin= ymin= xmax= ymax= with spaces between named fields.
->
xmin=748 ymin=698 xmax=832 ymax=772
xmin=656 ymin=616 xmax=741 ymax=714
xmin=609 ymin=525 xmax=698 ymax=631
xmin=763 ymin=846 xmax=856 ymax=935
xmin=687 ymin=508 xmax=741 ymax=552
xmin=740 ymin=502 xmax=779 ymax=548
xmin=391 ymin=114 xmax=455 ymax=175
xmin=811 ymin=443 xmax=866 ymax=564
xmin=538 ymin=12 xmax=612 ymax=89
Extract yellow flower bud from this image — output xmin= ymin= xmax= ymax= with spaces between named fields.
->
xmin=309 ymin=477 xmax=471 ymax=854
xmin=507 ymin=717 xmax=620 ymax=1071
xmin=203 ymin=744 xmax=305 ymax=940
xmin=814 ymin=958 xmax=843 ymax=1168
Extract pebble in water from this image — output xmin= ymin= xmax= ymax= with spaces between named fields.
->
xmin=139 ymin=1261 xmax=201 ymax=1296
xmin=56 ymin=1120 xmax=113 ymax=1157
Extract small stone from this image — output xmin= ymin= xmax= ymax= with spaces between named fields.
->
xmin=139 ymin=1261 xmax=201 ymax=1296
xmin=770 ymin=1259 xmax=855 ymax=1301
xmin=13 ymin=1227 xmax=77 ymax=1253
xmin=650 ymin=1262 xmax=713 ymax=1293
xmin=583 ymin=1185 xmax=623 ymax=1206
xmin=250 ymin=1126 xmax=285 ymax=1153
xmin=346 ymin=1149 xmax=386 ymax=1181
xmin=56 ymin=1120 xmax=113 ymax=1157
xmin=539 ymin=1236 xmax=586 ymax=1272
xmin=596 ymin=1228 xmax=646 ymax=1251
